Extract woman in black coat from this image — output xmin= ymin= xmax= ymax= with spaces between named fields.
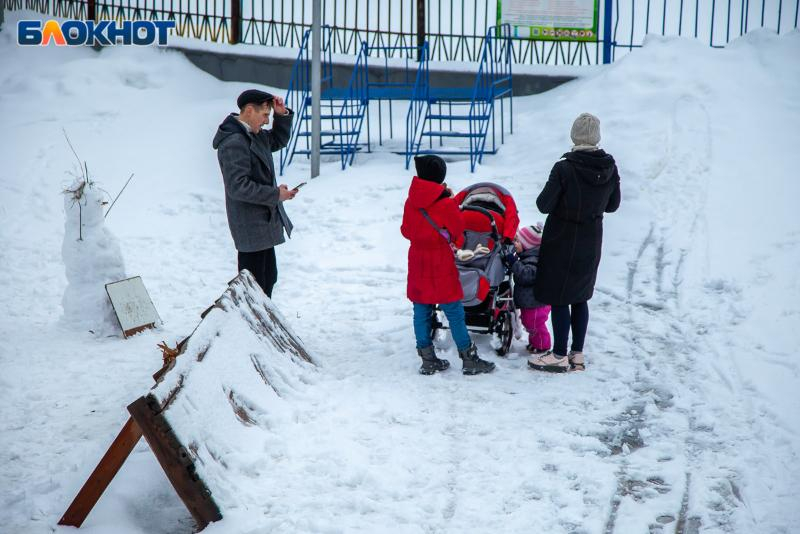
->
xmin=529 ymin=113 xmax=621 ymax=373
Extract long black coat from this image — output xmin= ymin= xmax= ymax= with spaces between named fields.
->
xmin=534 ymin=150 xmax=621 ymax=305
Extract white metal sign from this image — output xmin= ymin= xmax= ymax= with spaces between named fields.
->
xmin=106 ymin=276 xmax=161 ymax=338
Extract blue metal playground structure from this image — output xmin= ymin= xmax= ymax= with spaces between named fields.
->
xmin=279 ymin=24 xmax=513 ymax=175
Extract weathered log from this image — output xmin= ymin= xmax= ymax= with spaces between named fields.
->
xmin=128 ymin=395 xmax=222 ymax=530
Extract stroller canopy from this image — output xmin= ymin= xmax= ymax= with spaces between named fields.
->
xmin=455 ymin=182 xmax=520 ymax=243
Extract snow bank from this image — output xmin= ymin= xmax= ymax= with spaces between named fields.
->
xmin=147 ymin=272 xmax=316 ymax=515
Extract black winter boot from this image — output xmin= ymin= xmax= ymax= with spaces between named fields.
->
xmin=417 ymin=346 xmax=450 ymax=375
xmin=458 ymin=343 xmax=496 ymax=375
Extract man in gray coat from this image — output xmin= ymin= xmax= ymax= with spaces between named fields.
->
xmin=212 ymin=89 xmax=296 ymax=298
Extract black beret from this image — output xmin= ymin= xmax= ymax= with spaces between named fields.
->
xmin=237 ymin=89 xmax=274 ymax=109
xmin=414 ymin=155 xmax=447 ymax=184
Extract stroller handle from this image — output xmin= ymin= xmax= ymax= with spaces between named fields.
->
xmin=462 ymin=205 xmax=500 ymax=242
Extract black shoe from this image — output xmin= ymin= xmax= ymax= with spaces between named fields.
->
xmin=417 ymin=346 xmax=450 ymax=375
xmin=458 ymin=343 xmax=495 ymax=375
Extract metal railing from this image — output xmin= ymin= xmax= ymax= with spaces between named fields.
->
xmin=611 ymin=0 xmax=800 ymax=60
xmin=237 ymin=0 xmax=604 ymax=64
xmin=7 ymin=0 xmax=799 ymax=64
xmin=404 ymin=42 xmax=430 ymax=168
xmin=280 ymin=26 xmax=333 ymax=174
xmin=339 ymin=41 xmax=369 ymax=167
xmin=467 ymin=23 xmax=511 ymax=171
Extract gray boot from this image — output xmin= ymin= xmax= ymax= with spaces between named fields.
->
xmin=417 ymin=346 xmax=450 ymax=375
xmin=458 ymin=343 xmax=495 ymax=375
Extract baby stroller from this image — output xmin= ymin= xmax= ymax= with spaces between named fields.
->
xmin=431 ymin=183 xmax=519 ymax=355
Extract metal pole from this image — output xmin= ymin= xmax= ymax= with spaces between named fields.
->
xmin=417 ymin=0 xmax=425 ymax=61
xmin=602 ymin=0 xmax=614 ymax=64
xmin=230 ymin=0 xmax=241 ymax=44
xmin=0 ymin=0 xmax=5 ymax=33
xmin=311 ymin=0 xmax=321 ymax=178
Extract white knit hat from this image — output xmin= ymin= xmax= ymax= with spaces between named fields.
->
xmin=570 ymin=112 xmax=601 ymax=146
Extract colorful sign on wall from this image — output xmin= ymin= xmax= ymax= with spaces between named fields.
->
xmin=498 ymin=0 xmax=600 ymax=42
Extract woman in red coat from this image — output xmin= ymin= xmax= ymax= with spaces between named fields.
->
xmin=401 ymin=156 xmax=495 ymax=376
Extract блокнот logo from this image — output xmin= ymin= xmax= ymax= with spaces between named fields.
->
xmin=18 ymin=20 xmax=176 ymax=46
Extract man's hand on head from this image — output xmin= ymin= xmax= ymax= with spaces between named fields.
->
xmin=278 ymin=184 xmax=297 ymax=201
xmin=272 ymin=96 xmax=289 ymax=116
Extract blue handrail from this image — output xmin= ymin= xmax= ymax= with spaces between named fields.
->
xmin=283 ymin=25 xmax=515 ymax=173
xmin=402 ymin=27 xmax=511 ymax=172
xmin=338 ymin=42 xmax=369 ymax=168
xmin=468 ymin=24 xmax=512 ymax=171
xmin=280 ymin=25 xmax=333 ymax=175
xmin=404 ymin=43 xmax=430 ymax=169
xmin=366 ymin=44 xmax=426 ymax=95
xmin=280 ymin=29 xmax=311 ymax=176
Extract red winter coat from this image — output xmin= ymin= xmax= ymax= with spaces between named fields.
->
xmin=401 ymin=177 xmax=466 ymax=304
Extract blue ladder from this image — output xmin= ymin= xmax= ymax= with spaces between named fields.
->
xmin=280 ymin=27 xmax=328 ymax=176
xmin=281 ymin=32 xmax=369 ymax=174
xmin=405 ymin=42 xmax=430 ymax=169
xmin=406 ymin=24 xmax=513 ymax=172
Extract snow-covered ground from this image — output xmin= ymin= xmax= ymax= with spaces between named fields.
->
xmin=1 ymin=10 xmax=799 ymax=533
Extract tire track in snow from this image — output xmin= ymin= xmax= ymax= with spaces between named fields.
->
xmin=603 ymin=95 xmax=715 ymax=533
xmin=622 ymin=95 xmax=770 ymax=533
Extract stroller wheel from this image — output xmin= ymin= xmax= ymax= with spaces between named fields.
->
xmin=494 ymin=310 xmax=513 ymax=356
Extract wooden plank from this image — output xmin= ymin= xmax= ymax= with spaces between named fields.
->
xmin=123 ymin=322 xmax=156 ymax=339
xmin=58 ymin=417 xmax=143 ymax=527
xmin=127 ymin=395 xmax=222 ymax=530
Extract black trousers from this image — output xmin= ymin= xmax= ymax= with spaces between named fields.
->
xmin=551 ymin=302 xmax=589 ymax=357
xmin=238 ymin=248 xmax=278 ymax=298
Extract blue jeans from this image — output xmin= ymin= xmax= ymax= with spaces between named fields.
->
xmin=413 ymin=301 xmax=472 ymax=351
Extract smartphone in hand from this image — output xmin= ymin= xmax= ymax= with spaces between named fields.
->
xmin=292 ymin=182 xmax=307 ymax=191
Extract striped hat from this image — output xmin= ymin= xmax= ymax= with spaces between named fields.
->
xmin=516 ymin=224 xmax=543 ymax=250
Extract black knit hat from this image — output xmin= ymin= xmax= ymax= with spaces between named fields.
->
xmin=237 ymin=89 xmax=274 ymax=109
xmin=414 ymin=155 xmax=447 ymax=184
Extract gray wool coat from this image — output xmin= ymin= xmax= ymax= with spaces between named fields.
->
xmin=212 ymin=111 xmax=294 ymax=253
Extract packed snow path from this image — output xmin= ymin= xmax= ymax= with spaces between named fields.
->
xmin=263 ymin=101 xmax=782 ymax=532
xmin=0 ymin=12 xmax=798 ymax=533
